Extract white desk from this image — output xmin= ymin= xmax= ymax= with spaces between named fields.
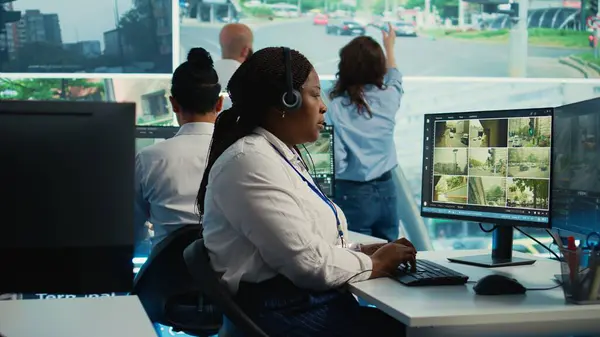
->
xmin=349 ymin=250 xmax=600 ymax=337
xmin=0 ymin=296 xmax=156 ymax=337
xmin=348 ymin=231 xmax=387 ymax=245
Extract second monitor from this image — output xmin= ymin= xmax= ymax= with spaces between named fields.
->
xmin=421 ymin=108 xmax=553 ymax=267
xmin=135 ymin=125 xmax=336 ymax=199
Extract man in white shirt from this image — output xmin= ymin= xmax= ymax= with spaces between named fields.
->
xmin=213 ymin=23 xmax=253 ymax=89
xmin=134 ymin=47 xmax=222 ymax=252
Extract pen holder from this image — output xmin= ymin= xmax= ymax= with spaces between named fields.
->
xmin=559 ymin=249 xmax=600 ymax=305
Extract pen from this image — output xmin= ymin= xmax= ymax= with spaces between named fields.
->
xmin=567 ymin=236 xmax=578 ymax=285
xmin=588 ymin=246 xmax=600 ymax=301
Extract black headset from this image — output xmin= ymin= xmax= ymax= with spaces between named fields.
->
xmin=281 ymin=47 xmax=302 ymax=111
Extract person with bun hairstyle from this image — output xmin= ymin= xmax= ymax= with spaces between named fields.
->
xmin=134 ymin=48 xmax=223 ymax=252
xmin=326 ymin=24 xmax=404 ymax=243
xmin=197 ymin=46 xmax=413 ymax=336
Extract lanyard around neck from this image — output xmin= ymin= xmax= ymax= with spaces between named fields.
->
xmin=269 ymin=143 xmax=345 ymax=247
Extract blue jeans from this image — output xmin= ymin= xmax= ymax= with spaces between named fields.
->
xmin=334 ymin=171 xmax=400 ymax=242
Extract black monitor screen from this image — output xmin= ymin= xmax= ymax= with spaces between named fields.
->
xmin=552 ymin=98 xmax=600 ymax=237
xmin=421 ymin=108 xmax=553 ymax=227
xmin=300 ymin=125 xmax=335 ymax=198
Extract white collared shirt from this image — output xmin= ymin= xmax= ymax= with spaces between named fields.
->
xmin=134 ymin=122 xmax=214 ymax=248
xmin=202 ymin=128 xmax=373 ymax=294
xmin=213 ymin=59 xmax=241 ymax=89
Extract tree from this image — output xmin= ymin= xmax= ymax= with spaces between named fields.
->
xmin=508 ymin=148 xmax=521 ymax=163
xmin=118 ymin=0 xmax=159 ymax=62
xmin=513 ymin=178 xmax=549 ymax=209
xmin=402 ymin=0 xmax=457 ymax=18
xmin=0 ymin=78 xmax=105 ymax=101
xmin=447 ymin=176 xmax=465 ymax=190
xmin=485 ymin=185 xmax=504 ymax=202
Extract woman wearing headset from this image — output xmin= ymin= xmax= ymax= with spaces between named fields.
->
xmin=326 ymin=24 xmax=404 ymax=242
xmin=198 ymin=47 xmax=415 ymax=336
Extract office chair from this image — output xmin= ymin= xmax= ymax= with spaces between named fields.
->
xmin=132 ymin=225 xmax=222 ymax=336
xmin=183 ymin=239 xmax=269 ymax=337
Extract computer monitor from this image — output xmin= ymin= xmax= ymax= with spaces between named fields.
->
xmin=300 ymin=124 xmax=336 ymax=198
xmin=0 ymin=100 xmax=136 ymax=294
xmin=552 ymin=97 xmax=600 ymax=242
xmin=135 ymin=126 xmax=179 ymax=152
xmin=421 ymin=108 xmax=553 ymax=267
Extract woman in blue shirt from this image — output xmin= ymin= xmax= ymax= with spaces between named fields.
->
xmin=326 ymin=24 xmax=403 ymax=242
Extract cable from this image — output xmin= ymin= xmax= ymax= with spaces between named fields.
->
xmin=478 ymin=223 xmax=497 ymax=233
xmin=526 ymin=283 xmax=563 ymax=291
xmin=515 ymin=226 xmax=561 ymax=261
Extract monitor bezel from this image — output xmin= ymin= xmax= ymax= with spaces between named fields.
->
xmin=420 ymin=107 xmax=554 ymax=228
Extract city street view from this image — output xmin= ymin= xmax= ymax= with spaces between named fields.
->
xmin=0 ymin=0 xmax=173 ymax=73
xmin=0 ymin=76 xmax=177 ymax=127
xmin=508 ymin=147 xmax=551 ymax=179
xmin=435 ymin=120 xmax=470 ymax=147
xmin=433 ymin=175 xmax=468 ymax=204
xmin=507 ymin=177 xmax=550 ymax=210
xmin=468 ymin=119 xmax=508 ymax=148
xmin=468 ymin=148 xmax=507 ymax=177
xmin=467 ymin=177 xmax=506 ymax=207
xmin=178 ymin=1 xmax=593 ymax=78
xmin=508 ymin=116 xmax=552 ymax=148
xmin=301 ymin=132 xmax=333 ymax=175
xmin=433 ymin=148 xmax=468 ymax=175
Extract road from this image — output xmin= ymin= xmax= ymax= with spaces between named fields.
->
xmin=437 ymin=133 xmax=467 ymax=147
xmin=180 ymin=18 xmax=585 ymax=78
xmin=468 ymin=167 xmax=505 ymax=177
xmin=508 ymin=166 xmax=550 ymax=179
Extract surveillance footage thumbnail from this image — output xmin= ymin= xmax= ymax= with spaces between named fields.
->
xmin=0 ymin=76 xmax=176 ymax=127
xmin=300 ymin=130 xmax=333 ymax=175
xmin=507 ymin=177 xmax=549 ymax=210
xmin=467 ymin=176 xmax=506 ymax=207
xmin=433 ymin=175 xmax=468 ymax=205
xmin=178 ymin=1 xmax=597 ymax=78
xmin=0 ymin=0 xmax=173 ymax=73
xmin=468 ymin=119 xmax=508 ymax=148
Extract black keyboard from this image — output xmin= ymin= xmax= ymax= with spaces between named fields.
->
xmin=394 ymin=259 xmax=469 ymax=286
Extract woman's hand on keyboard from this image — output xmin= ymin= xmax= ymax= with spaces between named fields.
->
xmin=369 ymin=243 xmax=417 ymax=279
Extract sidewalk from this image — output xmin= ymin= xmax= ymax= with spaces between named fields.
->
xmin=559 ymin=56 xmax=600 ymax=79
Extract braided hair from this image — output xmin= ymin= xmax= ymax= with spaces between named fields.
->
xmin=171 ymin=47 xmax=221 ymax=114
xmin=196 ymin=47 xmax=313 ymax=216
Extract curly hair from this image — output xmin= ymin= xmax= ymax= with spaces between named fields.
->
xmin=196 ymin=47 xmax=313 ymax=215
xmin=329 ymin=36 xmax=387 ymax=117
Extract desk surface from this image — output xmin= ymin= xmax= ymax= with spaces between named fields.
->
xmin=349 ymin=249 xmax=600 ymax=328
xmin=0 ymin=296 xmax=156 ymax=337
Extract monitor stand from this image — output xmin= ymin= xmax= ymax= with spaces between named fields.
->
xmin=447 ymin=226 xmax=536 ymax=268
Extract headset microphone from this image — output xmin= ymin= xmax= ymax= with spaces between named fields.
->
xmin=281 ymin=47 xmax=302 ymax=111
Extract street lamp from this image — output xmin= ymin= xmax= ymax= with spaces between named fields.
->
xmin=453 ymin=149 xmax=459 ymax=174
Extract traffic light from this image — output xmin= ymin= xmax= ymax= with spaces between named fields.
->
xmin=591 ymin=0 xmax=598 ymax=16
xmin=0 ymin=0 xmax=21 ymax=31
xmin=528 ymin=118 xmax=535 ymax=136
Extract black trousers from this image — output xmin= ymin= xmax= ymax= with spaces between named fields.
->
xmin=235 ymin=276 xmax=406 ymax=337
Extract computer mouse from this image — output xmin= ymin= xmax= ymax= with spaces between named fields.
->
xmin=473 ymin=274 xmax=526 ymax=296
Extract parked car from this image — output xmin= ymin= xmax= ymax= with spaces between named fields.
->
xmin=313 ymin=13 xmax=328 ymax=25
xmin=390 ymin=21 xmax=417 ymax=37
xmin=326 ymin=19 xmax=365 ymax=36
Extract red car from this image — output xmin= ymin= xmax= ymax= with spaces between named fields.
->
xmin=313 ymin=14 xmax=328 ymax=25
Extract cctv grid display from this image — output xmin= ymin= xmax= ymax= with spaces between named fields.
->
xmin=421 ymin=108 xmax=553 ymax=226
